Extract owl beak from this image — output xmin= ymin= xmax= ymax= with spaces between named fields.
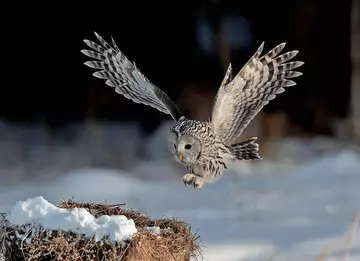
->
xmin=178 ymin=152 xmax=183 ymax=161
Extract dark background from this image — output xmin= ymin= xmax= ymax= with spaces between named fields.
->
xmin=1 ymin=0 xmax=352 ymax=136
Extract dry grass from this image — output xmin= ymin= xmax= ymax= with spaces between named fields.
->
xmin=0 ymin=200 xmax=202 ymax=261
xmin=343 ymin=212 xmax=360 ymax=261
xmin=315 ymin=212 xmax=360 ymax=261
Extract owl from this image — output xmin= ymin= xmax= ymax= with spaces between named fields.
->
xmin=81 ymin=32 xmax=304 ymax=188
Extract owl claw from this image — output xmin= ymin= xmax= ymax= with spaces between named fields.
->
xmin=182 ymin=173 xmax=196 ymax=186
xmin=193 ymin=177 xmax=205 ymax=188
xmin=182 ymin=174 xmax=205 ymax=188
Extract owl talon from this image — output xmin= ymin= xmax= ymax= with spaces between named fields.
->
xmin=182 ymin=173 xmax=196 ymax=186
xmin=182 ymin=174 xmax=205 ymax=188
xmin=193 ymin=177 xmax=205 ymax=188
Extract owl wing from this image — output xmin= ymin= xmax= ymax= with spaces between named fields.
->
xmin=81 ymin=32 xmax=183 ymax=122
xmin=211 ymin=42 xmax=304 ymax=145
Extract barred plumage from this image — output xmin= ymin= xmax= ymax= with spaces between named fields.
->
xmin=211 ymin=42 xmax=304 ymax=145
xmin=81 ymin=32 xmax=182 ymax=122
xmin=82 ymin=32 xmax=304 ymax=188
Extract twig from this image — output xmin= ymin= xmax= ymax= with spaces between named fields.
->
xmin=315 ymin=245 xmax=330 ymax=261
xmin=108 ymin=203 xmax=126 ymax=207
xmin=20 ymin=228 xmax=31 ymax=261
xmin=344 ymin=212 xmax=360 ymax=261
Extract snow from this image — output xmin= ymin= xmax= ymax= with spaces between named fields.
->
xmin=0 ymin=122 xmax=360 ymax=260
xmin=145 ymin=226 xmax=162 ymax=235
xmin=7 ymin=196 xmax=137 ymax=243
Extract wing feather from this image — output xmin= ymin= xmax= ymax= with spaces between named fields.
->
xmin=81 ymin=32 xmax=182 ymax=121
xmin=211 ymin=42 xmax=304 ymax=145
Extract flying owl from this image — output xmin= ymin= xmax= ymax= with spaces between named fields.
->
xmin=81 ymin=32 xmax=304 ymax=188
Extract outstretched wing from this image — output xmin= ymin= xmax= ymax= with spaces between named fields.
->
xmin=81 ymin=32 xmax=183 ymax=122
xmin=211 ymin=42 xmax=304 ymax=145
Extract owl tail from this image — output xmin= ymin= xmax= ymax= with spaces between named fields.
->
xmin=229 ymin=137 xmax=262 ymax=160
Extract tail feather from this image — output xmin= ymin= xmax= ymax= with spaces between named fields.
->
xmin=229 ymin=137 xmax=262 ymax=160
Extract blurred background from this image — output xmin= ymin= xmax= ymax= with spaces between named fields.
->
xmin=1 ymin=0 xmax=359 ymax=260
xmin=1 ymin=0 xmax=359 ymax=177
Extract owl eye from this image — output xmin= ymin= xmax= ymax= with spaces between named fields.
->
xmin=185 ymin=144 xmax=192 ymax=150
xmin=174 ymin=144 xmax=177 ymax=149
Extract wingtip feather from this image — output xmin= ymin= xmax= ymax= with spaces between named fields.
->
xmin=84 ymin=61 xmax=95 ymax=68
xmin=92 ymin=71 xmax=102 ymax=78
xmin=285 ymin=80 xmax=297 ymax=87
xmin=258 ymin=41 xmax=265 ymax=53
xmin=227 ymin=63 xmax=232 ymax=72
xmin=292 ymin=71 xmax=303 ymax=77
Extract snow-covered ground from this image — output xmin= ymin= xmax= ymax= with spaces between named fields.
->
xmin=0 ymin=122 xmax=359 ymax=260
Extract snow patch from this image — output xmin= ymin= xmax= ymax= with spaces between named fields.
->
xmin=7 ymin=196 xmax=137 ymax=243
xmin=145 ymin=226 xmax=161 ymax=235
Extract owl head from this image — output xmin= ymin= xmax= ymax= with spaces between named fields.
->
xmin=168 ymin=132 xmax=202 ymax=164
